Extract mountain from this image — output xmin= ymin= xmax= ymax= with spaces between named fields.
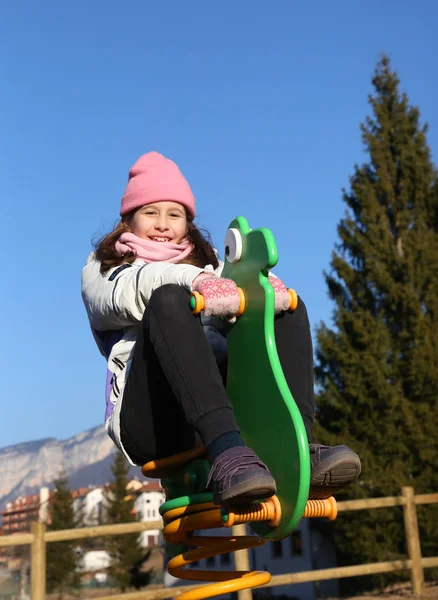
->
xmin=0 ymin=425 xmax=143 ymax=511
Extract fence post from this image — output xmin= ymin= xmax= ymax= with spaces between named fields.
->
xmin=31 ymin=522 xmax=46 ymax=600
xmin=232 ymin=524 xmax=253 ymax=600
xmin=401 ymin=487 xmax=424 ymax=595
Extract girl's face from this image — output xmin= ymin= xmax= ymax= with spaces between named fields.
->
xmin=129 ymin=201 xmax=188 ymax=243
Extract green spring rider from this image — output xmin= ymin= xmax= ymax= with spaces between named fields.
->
xmin=142 ymin=216 xmax=337 ymax=600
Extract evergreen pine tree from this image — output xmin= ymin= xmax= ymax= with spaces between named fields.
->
xmin=46 ymin=475 xmax=82 ymax=598
xmin=314 ymin=56 xmax=438 ymax=590
xmin=104 ymin=450 xmax=143 ymax=592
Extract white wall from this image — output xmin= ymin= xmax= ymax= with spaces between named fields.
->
xmin=80 ymin=550 xmax=110 ymax=572
xmin=74 ymin=487 xmax=166 ymax=547
xmin=82 ymin=488 xmax=104 ymax=525
xmin=39 ymin=487 xmax=49 ymax=523
xmin=135 ymin=490 xmax=165 ymax=547
xmin=72 ymin=487 xmax=105 ymax=526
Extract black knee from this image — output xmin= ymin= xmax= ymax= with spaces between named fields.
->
xmin=275 ymin=295 xmax=309 ymax=326
xmin=294 ymin=296 xmax=309 ymax=322
xmin=146 ymin=284 xmax=191 ymax=320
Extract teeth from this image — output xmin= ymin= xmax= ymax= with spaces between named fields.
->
xmin=150 ymin=237 xmax=171 ymax=242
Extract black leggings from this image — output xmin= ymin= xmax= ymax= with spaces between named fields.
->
xmin=120 ymin=284 xmax=315 ymax=465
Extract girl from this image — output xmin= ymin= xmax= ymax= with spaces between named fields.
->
xmin=81 ymin=151 xmax=361 ymax=506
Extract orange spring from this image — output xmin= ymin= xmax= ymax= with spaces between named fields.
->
xmin=303 ymin=496 xmax=338 ymax=521
xmin=224 ymin=495 xmax=281 ymax=528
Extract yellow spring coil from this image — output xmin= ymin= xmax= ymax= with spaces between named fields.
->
xmin=144 ymin=449 xmax=337 ymax=600
xmin=162 ymin=500 xmax=275 ymax=600
xmin=161 ymin=495 xmax=337 ymax=600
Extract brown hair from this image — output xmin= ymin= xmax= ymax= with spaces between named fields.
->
xmin=94 ymin=211 xmax=219 ymax=274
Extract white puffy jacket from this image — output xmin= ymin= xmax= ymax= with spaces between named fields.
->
xmin=81 ymin=253 xmax=223 ymax=464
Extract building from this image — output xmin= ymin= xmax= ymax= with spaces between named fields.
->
xmin=1 ymin=492 xmax=41 ymax=534
xmin=76 ymin=479 xmax=165 ymax=586
xmin=131 ymin=480 xmax=165 ymax=547
xmin=0 ymin=480 xmax=165 ymax=538
xmin=73 ymin=486 xmax=105 ymax=526
xmin=1 ymin=487 xmax=92 ymax=535
xmin=0 ymin=479 xmax=166 ymax=588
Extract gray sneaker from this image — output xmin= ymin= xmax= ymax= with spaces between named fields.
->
xmin=207 ymin=446 xmax=276 ymax=506
xmin=309 ymin=444 xmax=361 ymax=499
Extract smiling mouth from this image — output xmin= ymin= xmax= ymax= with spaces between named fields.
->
xmin=149 ymin=236 xmax=172 ymax=242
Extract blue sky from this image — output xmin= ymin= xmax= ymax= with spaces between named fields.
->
xmin=1 ymin=1 xmax=437 ymax=448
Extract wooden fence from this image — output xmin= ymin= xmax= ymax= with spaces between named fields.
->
xmin=0 ymin=486 xmax=436 ymax=600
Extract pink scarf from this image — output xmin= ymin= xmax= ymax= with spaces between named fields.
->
xmin=115 ymin=232 xmax=194 ymax=264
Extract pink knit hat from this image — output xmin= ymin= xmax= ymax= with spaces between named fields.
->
xmin=120 ymin=152 xmax=196 ymax=218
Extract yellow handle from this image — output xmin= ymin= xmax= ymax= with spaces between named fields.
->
xmin=190 ymin=291 xmax=205 ymax=314
xmin=288 ymin=288 xmax=298 ymax=310
xmin=191 ymin=287 xmax=298 ymax=315
xmin=191 ymin=288 xmax=246 ymax=316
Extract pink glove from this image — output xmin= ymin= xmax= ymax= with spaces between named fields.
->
xmin=269 ymin=276 xmax=292 ymax=313
xmin=192 ymin=273 xmax=241 ymax=318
